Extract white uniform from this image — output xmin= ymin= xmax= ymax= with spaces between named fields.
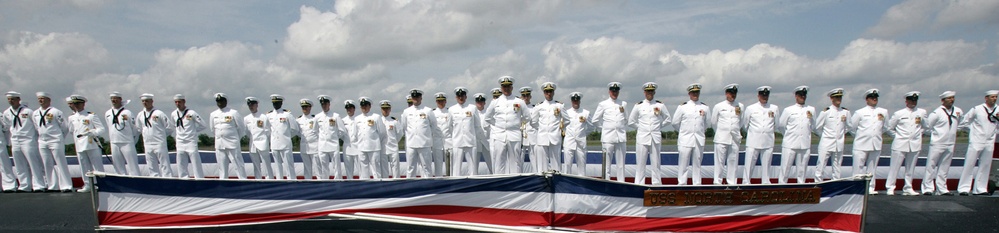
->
xmin=921 ymin=106 xmax=962 ymax=195
xmin=563 ymin=107 xmax=592 ymax=176
xmin=522 ymin=104 xmax=536 ymax=173
xmin=476 ymin=108 xmax=494 ymax=174
xmin=711 ymin=100 xmax=743 ymax=185
xmin=885 ymin=107 xmax=927 ymax=195
xmin=211 ymin=107 xmax=246 ymax=179
xmin=136 ymin=108 xmax=174 ymax=177
xmin=673 ymin=100 xmax=710 ymax=185
xmin=400 ymin=104 xmax=442 ymax=177
xmin=297 ymin=114 xmax=319 ymax=179
xmin=4 ymin=105 xmax=44 ymax=191
xmin=316 ymin=111 xmax=346 ymax=180
xmin=531 ymin=100 xmax=568 ymax=174
xmin=777 ymin=104 xmax=815 ymax=184
xmin=0 ymin=109 xmax=13 ymax=191
xmin=67 ymin=110 xmax=106 ymax=190
xmin=956 ymin=103 xmax=999 ymax=195
xmin=382 ymin=116 xmax=401 ymax=178
xmin=628 ymin=99 xmax=669 ymax=185
xmin=814 ymin=105 xmax=851 ymax=181
xmin=743 ymin=102 xmax=779 ymax=184
xmin=449 ymin=103 xmax=484 ymax=176
xmin=33 ymin=106 xmax=72 ymax=191
xmin=350 ymin=112 xmax=387 ymax=179
xmin=244 ymin=112 xmax=274 ymax=179
xmin=432 ymin=107 xmax=451 ymax=176
xmin=850 ymin=105 xmax=889 ymax=193
xmin=172 ymin=108 xmax=206 ymax=178
xmin=105 ymin=107 xmax=140 ymax=175
xmin=268 ymin=108 xmax=299 ymax=179
xmin=483 ymin=95 xmax=529 ymax=174
xmin=592 ymin=98 xmax=628 ymax=181
xmin=342 ymin=113 xmax=359 ymax=179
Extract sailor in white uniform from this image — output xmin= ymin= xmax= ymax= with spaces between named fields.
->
xmin=777 ymin=86 xmax=815 ymax=184
xmin=135 ymin=93 xmax=174 ymax=177
xmin=592 ymin=82 xmax=628 ymax=181
xmin=814 ymin=88 xmax=850 ymax=182
xmin=885 ymin=91 xmax=927 ymax=195
xmin=629 ymin=82 xmax=669 ymax=185
xmin=33 ymin=92 xmax=72 ymax=191
xmin=105 ymin=92 xmax=140 ymax=176
xmin=5 ymin=92 xmax=43 ymax=191
xmin=380 ymin=100 xmax=401 ymax=178
xmin=210 ymin=93 xmax=246 ymax=179
xmin=243 ymin=97 xmax=275 ymax=179
xmin=297 ymin=99 xmax=319 ymax=179
xmin=483 ymin=77 xmax=530 ymax=174
xmin=351 ymin=97 xmax=387 ymax=179
xmin=449 ymin=87 xmax=484 ymax=176
xmin=519 ymin=87 xmax=536 ymax=173
xmin=473 ymin=93 xmax=494 ymax=174
xmin=563 ymin=92 xmax=592 ymax=176
xmin=921 ymin=91 xmax=962 ymax=195
xmin=673 ymin=83 xmax=710 ymax=185
xmin=342 ymin=100 xmax=359 ymax=179
xmin=710 ymin=84 xmax=743 ymax=185
xmin=400 ymin=89 xmax=443 ymax=177
xmin=316 ymin=95 xmax=346 ymax=180
xmin=850 ymin=89 xmax=889 ymax=194
xmin=171 ymin=94 xmax=207 ymax=179
xmin=743 ymin=86 xmax=779 ymax=184
xmin=66 ymin=95 xmax=106 ymax=192
xmin=531 ymin=82 xmax=568 ymax=173
xmin=432 ymin=92 xmax=451 ymax=177
xmin=956 ymin=90 xmax=999 ymax=196
xmin=268 ymin=94 xmax=300 ymax=180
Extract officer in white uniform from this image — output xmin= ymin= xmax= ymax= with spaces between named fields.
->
xmin=921 ymin=91 xmax=961 ymax=195
xmin=105 ymin=92 xmax=140 ymax=175
xmin=400 ymin=89 xmax=443 ymax=177
xmin=351 ymin=97 xmax=387 ymax=179
xmin=673 ymin=83 xmax=710 ymax=185
xmin=33 ymin=92 xmax=72 ymax=192
xmin=0 ymin=97 xmax=13 ymax=192
xmin=592 ymin=82 xmax=628 ymax=181
xmin=474 ymin=93 xmax=494 ymax=174
xmin=743 ymin=86 xmax=779 ymax=184
xmin=628 ymin=82 xmax=669 ymax=185
xmin=531 ymin=82 xmax=568 ymax=173
xmin=66 ymin=95 xmax=106 ymax=192
xmin=135 ymin=94 xmax=174 ymax=177
xmin=851 ymin=88 xmax=889 ymax=194
xmin=563 ymin=92 xmax=592 ymax=176
xmin=297 ymin=99 xmax=319 ymax=179
xmin=381 ymin=100 xmax=401 ymax=178
xmin=172 ymin=94 xmax=207 ymax=179
xmin=209 ymin=93 xmax=246 ymax=179
xmin=268 ymin=94 xmax=300 ymax=180
xmin=432 ymin=92 xmax=451 ymax=176
xmin=814 ymin=88 xmax=850 ymax=182
xmin=956 ymin=90 xmax=999 ymax=196
xmin=483 ymin=77 xmax=530 ymax=174
xmin=885 ymin=91 xmax=927 ymax=195
xmin=5 ymin=92 xmax=44 ymax=191
xmin=519 ymin=87 xmax=536 ymax=173
xmin=777 ymin=86 xmax=815 ymax=184
xmin=449 ymin=87 xmax=484 ymax=176
xmin=244 ymin=97 xmax=274 ymax=179
xmin=710 ymin=84 xmax=743 ymax=185
xmin=342 ymin=100 xmax=359 ymax=179
xmin=316 ymin=95 xmax=346 ymax=180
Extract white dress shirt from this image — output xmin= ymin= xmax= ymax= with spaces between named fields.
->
xmin=628 ymin=99 xmax=670 ymax=146
xmin=592 ymin=97 xmax=628 ymax=143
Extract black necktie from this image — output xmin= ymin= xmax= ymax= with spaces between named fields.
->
xmin=942 ymin=107 xmax=954 ymax=126
xmin=38 ymin=108 xmax=51 ymax=127
xmin=144 ymin=110 xmax=153 ymax=127
xmin=10 ymin=107 xmax=23 ymax=128
xmin=176 ymin=109 xmax=189 ymax=128
xmin=986 ymin=106 xmax=998 ymax=123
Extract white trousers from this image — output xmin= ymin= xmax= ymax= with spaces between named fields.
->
xmin=602 ymin=142 xmax=626 ymax=182
xmin=535 ymin=145 xmax=560 ymax=173
xmin=144 ymin=143 xmax=172 ymax=177
xmin=110 ymin=142 xmax=140 ymax=176
xmin=958 ymin=143 xmax=995 ymax=194
xmin=678 ymin=145 xmax=703 ymax=185
xmin=885 ymin=150 xmax=919 ymax=193
xmin=406 ymin=147 xmax=432 ymax=177
xmin=815 ymin=149 xmax=844 ymax=181
xmin=12 ymin=141 xmax=44 ymax=191
xmin=317 ymin=151 xmax=339 ymax=180
xmin=272 ymin=149 xmax=294 ymax=180
xmin=76 ymin=149 xmax=105 ymax=190
xmin=217 ymin=148 xmax=246 ymax=179
xmin=635 ymin=144 xmax=661 ymax=185
xmin=300 ymin=153 xmax=315 ymax=179
xmin=779 ymin=148 xmax=809 ymax=184
xmin=922 ymin=144 xmax=954 ymax=194
xmin=432 ymin=146 xmax=446 ymax=177
xmin=358 ymin=151 xmax=383 ymax=179
xmin=477 ymin=140 xmax=493 ymax=174
xmin=491 ymin=140 xmax=522 ymax=174
xmin=853 ymin=150 xmax=881 ymax=193
xmin=713 ymin=143 xmax=739 ymax=185
xmin=563 ymin=142 xmax=587 ymax=176
xmin=451 ymin=146 xmax=476 ymax=176
xmin=0 ymin=146 xmax=15 ymax=191
xmin=744 ymin=147 xmax=774 ymax=184
xmin=248 ymin=147 xmax=275 ymax=179
xmin=176 ymin=148 xmax=204 ymax=179
xmin=39 ymin=142 xmax=72 ymax=190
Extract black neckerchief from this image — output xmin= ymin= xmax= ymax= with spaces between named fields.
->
xmin=176 ymin=109 xmax=189 ymax=128
xmin=986 ymin=105 xmax=998 ymax=123
xmin=144 ymin=109 xmax=154 ymax=127
xmin=941 ymin=106 xmax=955 ymax=126
xmin=9 ymin=106 xmax=23 ymax=128
xmin=112 ymin=107 xmax=124 ymax=126
xmin=38 ymin=107 xmax=51 ymax=127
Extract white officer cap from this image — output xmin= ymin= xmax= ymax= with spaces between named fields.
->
xmin=939 ymin=91 xmax=956 ymax=99
xmin=794 ymin=85 xmax=809 ymax=95
xmin=36 ymin=92 xmax=49 ymax=98
xmin=410 ymin=89 xmax=424 ymax=97
xmin=570 ymin=92 xmax=583 ymax=100
xmin=724 ymin=83 xmax=738 ymax=93
xmin=299 ymin=98 xmax=313 ymax=107
xmin=245 ymin=96 xmax=259 ymax=104
xmin=139 ymin=93 xmax=154 ymax=100
xmin=109 ymin=92 xmax=121 ymax=98
xmin=174 ymin=94 xmax=186 ymax=100
xmin=987 ymin=90 xmax=999 ymax=96
xmin=454 ymin=87 xmax=469 ymax=95
xmin=607 ymin=82 xmax=622 ymax=91
xmin=344 ymin=99 xmax=355 ymax=108
xmin=519 ymin=86 xmax=532 ymax=95
xmin=473 ymin=93 xmax=486 ymax=101
xmin=757 ymin=86 xmax=772 ymax=95
xmin=65 ymin=96 xmax=74 ymax=103
xmin=542 ymin=82 xmax=557 ymax=91
xmin=491 ymin=88 xmax=502 ymax=97
xmin=69 ymin=95 xmax=87 ymax=103
xmin=865 ymin=89 xmax=880 ymax=98
xmin=406 ymin=95 xmax=413 ymax=103
xmin=379 ymin=100 xmax=391 ymax=108
xmin=687 ymin=83 xmax=702 ymax=92
xmin=358 ymin=97 xmax=372 ymax=105
xmin=317 ymin=95 xmax=332 ymax=103
xmin=5 ymin=91 xmax=20 ymax=98
xmin=828 ymin=88 xmax=844 ymax=97
xmin=498 ymin=76 xmax=514 ymax=85
xmin=434 ymin=92 xmax=447 ymax=100
xmin=643 ymin=82 xmax=657 ymax=91
xmin=905 ymin=91 xmax=921 ymax=100
xmin=214 ymin=93 xmax=227 ymax=101
xmin=270 ymin=94 xmax=284 ymax=102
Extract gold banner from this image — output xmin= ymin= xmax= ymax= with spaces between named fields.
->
xmin=644 ymin=188 xmax=821 ymax=206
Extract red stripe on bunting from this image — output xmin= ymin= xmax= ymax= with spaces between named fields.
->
xmin=552 ymin=211 xmax=861 ymax=232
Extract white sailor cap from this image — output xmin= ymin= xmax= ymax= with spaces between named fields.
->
xmin=757 ymin=86 xmax=772 ymax=95
xmin=498 ymin=76 xmax=514 ymax=85
xmin=987 ymin=90 xmax=999 ymax=96
xmin=174 ymin=94 xmax=185 ymax=100
xmin=270 ymin=94 xmax=284 ymax=102
xmin=139 ymin=93 xmax=154 ymax=101
xmin=35 ymin=92 xmax=50 ymax=98
xmin=607 ymin=82 xmax=622 ymax=91
xmin=109 ymin=92 xmax=122 ymax=98
xmin=434 ymin=92 xmax=447 ymax=100
xmin=358 ymin=97 xmax=372 ymax=105
xmin=245 ymin=96 xmax=259 ymax=103
xmin=454 ymin=87 xmax=469 ymax=95
xmin=406 ymin=95 xmax=413 ymax=103
xmin=317 ymin=95 xmax=332 ymax=103
xmin=542 ymin=82 xmax=557 ymax=91
xmin=905 ymin=91 xmax=921 ymax=100
xmin=5 ymin=91 xmax=20 ymax=98
xmin=828 ymin=88 xmax=844 ymax=97
xmin=300 ymin=98 xmax=313 ymax=107
xmin=794 ymin=85 xmax=809 ymax=95
xmin=939 ymin=91 xmax=956 ymax=99
xmin=724 ymin=83 xmax=739 ymax=93
xmin=69 ymin=95 xmax=87 ymax=103
xmin=643 ymin=82 xmax=657 ymax=91
xmin=687 ymin=83 xmax=702 ymax=92
xmin=379 ymin=100 xmax=391 ymax=108
xmin=519 ymin=86 xmax=532 ymax=95
xmin=473 ymin=93 xmax=486 ymax=101
xmin=491 ymin=88 xmax=502 ymax=97
xmin=410 ymin=89 xmax=424 ymax=97
xmin=569 ymin=92 xmax=583 ymax=100
xmin=213 ymin=93 xmax=227 ymax=101
xmin=344 ymin=99 xmax=356 ymax=108
xmin=865 ymin=89 xmax=880 ymax=98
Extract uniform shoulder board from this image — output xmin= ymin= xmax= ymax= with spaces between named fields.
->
xmin=555 ymin=101 xmax=561 ymax=104
xmin=841 ymin=107 xmax=848 ymax=110
xmin=283 ymin=109 xmax=289 ymax=112
xmin=391 ymin=117 xmax=396 ymax=120
xmin=681 ymin=102 xmax=687 ymax=105
xmin=311 ymin=114 xmax=315 ymax=117
xmin=88 ymin=111 xmax=93 ymax=114
xmin=824 ymin=107 xmax=830 ymax=111
xmin=699 ymin=102 xmax=705 ymax=105
xmin=531 ymin=104 xmax=535 ymax=107
xmin=267 ymin=110 xmax=273 ymax=113
xmin=655 ymin=100 xmax=662 ymax=103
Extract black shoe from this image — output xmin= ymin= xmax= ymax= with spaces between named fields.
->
xmin=959 ymin=192 xmax=970 ymax=196
xmin=31 ymin=189 xmax=45 ymax=193
xmin=60 ymin=189 xmax=72 ymax=193
xmin=1 ymin=190 xmax=13 ymax=193
xmin=973 ymin=193 xmax=992 ymax=196
xmin=922 ymin=192 xmax=933 ymax=196
xmin=941 ymin=192 xmax=954 ymax=196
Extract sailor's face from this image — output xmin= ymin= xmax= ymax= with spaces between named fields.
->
xmin=8 ymin=96 xmax=19 ymax=106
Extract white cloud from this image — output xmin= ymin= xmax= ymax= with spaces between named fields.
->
xmin=866 ymin=0 xmax=999 ymax=38
xmin=934 ymin=0 xmax=999 ymax=28
xmin=0 ymin=31 xmax=111 ymax=102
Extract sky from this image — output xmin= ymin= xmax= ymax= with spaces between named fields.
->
xmin=1 ymin=0 xmax=997 ymax=122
